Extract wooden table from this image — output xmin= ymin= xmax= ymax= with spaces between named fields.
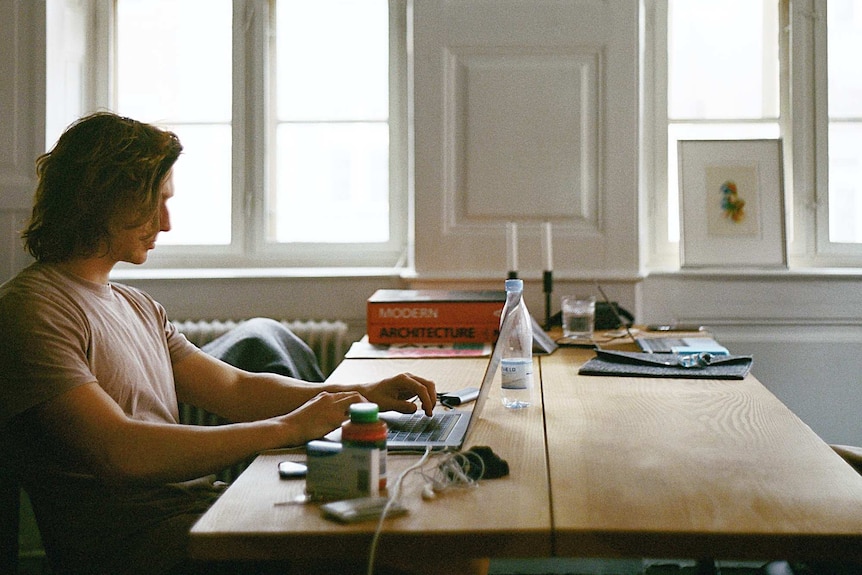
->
xmin=543 ymin=347 xmax=862 ymax=562
xmin=190 ymin=356 xmax=552 ymax=565
xmin=190 ymin=345 xmax=862 ymax=566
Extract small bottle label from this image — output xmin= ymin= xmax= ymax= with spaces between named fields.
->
xmin=341 ymin=418 xmax=388 ymax=491
xmin=342 ymin=446 xmax=380 ymax=497
xmin=501 ymin=357 xmax=533 ymax=389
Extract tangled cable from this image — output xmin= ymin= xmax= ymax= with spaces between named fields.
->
xmin=419 ymin=450 xmax=484 ymax=499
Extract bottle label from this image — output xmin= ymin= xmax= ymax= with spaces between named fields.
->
xmin=342 ymin=420 xmax=388 ymax=490
xmin=341 ymin=446 xmax=381 ymax=496
xmin=501 ymin=357 xmax=533 ymax=389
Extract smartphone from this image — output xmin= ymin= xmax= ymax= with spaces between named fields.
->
xmin=645 ymin=324 xmax=704 ymax=332
xmin=278 ymin=460 xmax=307 ymax=479
xmin=321 ymin=496 xmax=408 ymax=524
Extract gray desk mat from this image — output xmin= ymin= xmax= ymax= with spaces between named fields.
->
xmin=578 ymin=350 xmax=753 ymax=380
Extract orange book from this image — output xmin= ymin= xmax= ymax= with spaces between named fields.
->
xmin=366 ymin=289 xmax=504 ymax=344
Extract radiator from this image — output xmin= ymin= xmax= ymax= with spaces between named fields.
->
xmin=172 ymin=318 xmax=351 ymax=482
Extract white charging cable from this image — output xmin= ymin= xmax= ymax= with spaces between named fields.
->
xmin=366 ymin=446 xmax=433 ymax=575
xmin=420 ymin=450 xmax=485 ymax=499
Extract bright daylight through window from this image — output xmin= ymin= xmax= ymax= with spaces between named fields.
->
xmin=827 ymin=0 xmax=862 ymax=243
xmin=667 ymin=0 xmax=862 ymax=253
xmin=275 ymin=1 xmax=390 ymax=243
xmin=110 ymin=0 xmax=862 ymax=267
xmin=117 ymin=0 xmax=233 ymax=246
xmin=667 ymin=0 xmax=780 ymax=243
xmin=115 ymin=0 xmax=392 ymax=256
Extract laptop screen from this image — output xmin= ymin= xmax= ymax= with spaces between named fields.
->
xmin=468 ymin=320 xmax=506 ymax=425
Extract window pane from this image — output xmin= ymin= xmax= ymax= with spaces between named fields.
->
xmin=277 ymin=0 xmax=389 ymax=121
xmin=162 ymin=125 xmax=232 ymax=245
xmin=828 ymin=123 xmax=862 ymax=243
xmin=116 ymin=0 xmax=233 ymax=247
xmin=274 ymin=123 xmax=389 ymax=243
xmin=827 ymin=0 xmax=862 ymax=118
xmin=666 ymin=1 xmax=781 ymax=246
xmin=828 ymin=0 xmax=862 ymax=244
xmin=668 ymin=0 xmax=779 ymax=120
xmin=116 ymin=0 xmax=232 ymax=121
xmin=274 ymin=0 xmax=390 ymax=245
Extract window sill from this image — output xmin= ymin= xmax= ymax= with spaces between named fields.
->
xmin=110 ymin=267 xmax=410 ymax=282
xmin=647 ymin=267 xmax=862 ymax=280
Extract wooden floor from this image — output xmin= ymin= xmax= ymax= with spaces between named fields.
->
xmin=487 ymin=558 xmax=768 ymax=575
xmin=17 ymin=556 xmax=772 ymax=575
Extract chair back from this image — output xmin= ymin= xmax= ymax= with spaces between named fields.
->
xmin=0 ymin=444 xmax=21 ymax=573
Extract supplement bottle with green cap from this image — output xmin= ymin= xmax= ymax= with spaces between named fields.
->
xmin=341 ymin=402 xmax=388 ymax=492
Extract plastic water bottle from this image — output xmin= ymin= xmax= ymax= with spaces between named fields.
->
xmin=499 ymin=279 xmax=534 ymax=409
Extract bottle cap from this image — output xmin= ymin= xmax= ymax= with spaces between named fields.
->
xmin=505 ymin=279 xmax=524 ymax=292
xmin=349 ymin=402 xmax=380 ymax=423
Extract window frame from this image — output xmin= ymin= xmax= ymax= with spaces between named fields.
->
xmin=97 ymin=0 xmax=410 ymax=271
xmin=645 ymin=0 xmax=862 ymax=271
xmin=813 ymin=0 xmax=862 ymax=261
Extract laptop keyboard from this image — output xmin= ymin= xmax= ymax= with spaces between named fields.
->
xmin=387 ymin=412 xmax=459 ymax=443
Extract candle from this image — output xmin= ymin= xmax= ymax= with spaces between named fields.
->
xmin=506 ymin=222 xmax=518 ymax=273
xmin=542 ymin=221 xmax=553 ymax=271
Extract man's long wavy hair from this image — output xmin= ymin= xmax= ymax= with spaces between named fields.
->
xmin=22 ymin=112 xmax=183 ymax=263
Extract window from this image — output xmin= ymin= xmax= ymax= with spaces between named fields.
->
xmin=825 ymin=0 xmax=862 ymax=245
xmin=666 ymin=0 xmax=781 ymax=243
xmin=274 ymin=1 xmax=390 ymax=244
xmin=650 ymin=0 xmax=862 ymax=268
xmin=109 ymin=0 xmax=407 ymax=269
xmin=117 ymin=0 xmax=233 ymax=246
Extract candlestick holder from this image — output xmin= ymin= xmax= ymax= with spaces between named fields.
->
xmin=543 ymin=270 xmax=553 ymax=330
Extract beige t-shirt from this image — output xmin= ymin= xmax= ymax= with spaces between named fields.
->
xmin=0 ymin=263 xmax=197 ymax=428
xmin=0 ymin=263 xmax=215 ymax=575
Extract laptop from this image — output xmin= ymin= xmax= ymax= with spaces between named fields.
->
xmin=376 ymin=328 xmax=505 ymax=451
xmin=594 ymin=285 xmax=728 ymax=356
xmin=636 ymin=336 xmax=729 ymax=355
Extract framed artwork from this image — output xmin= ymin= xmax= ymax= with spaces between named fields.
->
xmin=678 ymin=139 xmax=787 ymax=268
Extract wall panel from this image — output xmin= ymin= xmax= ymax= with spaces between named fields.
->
xmin=413 ymin=0 xmax=640 ymax=280
xmin=450 ymin=48 xmax=599 ymax=224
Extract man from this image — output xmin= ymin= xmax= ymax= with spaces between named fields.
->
xmin=0 ymin=112 xmax=437 ymax=575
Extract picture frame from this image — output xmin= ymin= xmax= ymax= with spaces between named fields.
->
xmin=678 ymin=139 xmax=787 ymax=268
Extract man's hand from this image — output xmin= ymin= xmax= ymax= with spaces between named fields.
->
xmin=276 ymin=391 xmax=367 ymax=443
xmin=358 ymin=372 xmax=438 ymax=417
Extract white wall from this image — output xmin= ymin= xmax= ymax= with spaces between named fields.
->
xmin=0 ymin=0 xmax=45 ymax=279
xmin=1 ymin=0 xmax=860 ymax=446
